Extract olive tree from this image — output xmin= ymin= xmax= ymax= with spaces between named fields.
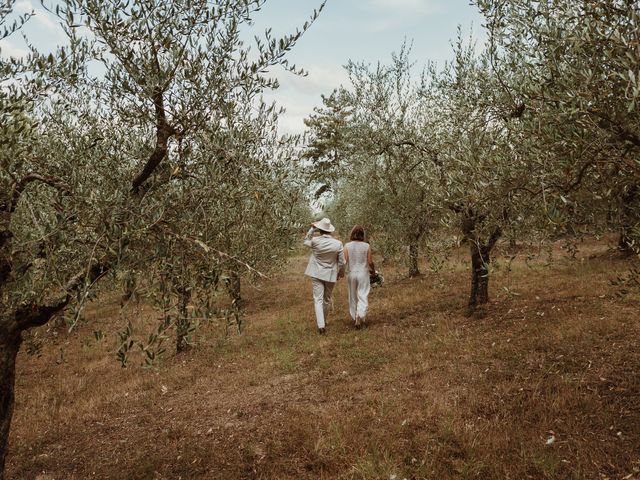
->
xmin=128 ymin=105 xmax=309 ymax=355
xmin=309 ymin=41 xmax=542 ymax=309
xmin=475 ymin=0 xmax=640 ymax=250
xmin=418 ymin=37 xmax=548 ymax=312
xmin=0 ymin=0 xmax=323 ymax=474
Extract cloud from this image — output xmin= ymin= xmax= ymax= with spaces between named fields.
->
xmin=15 ymin=0 xmax=60 ymax=33
xmin=0 ymin=39 xmax=29 ymax=59
xmin=13 ymin=0 xmax=33 ymax=14
xmin=0 ymin=1 xmax=62 ymax=59
xmin=364 ymin=17 xmax=413 ymax=33
xmin=352 ymin=0 xmax=443 ymax=33
xmin=367 ymin=0 xmax=442 ymax=16
xmin=279 ymin=64 xmax=349 ymax=95
xmin=263 ymin=63 xmax=351 ymax=134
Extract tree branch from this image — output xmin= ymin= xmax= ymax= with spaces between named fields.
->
xmin=152 ymin=224 xmax=269 ymax=279
xmin=557 ymin=160 xmax=594 ymax=194
xmin=131 ymin=88 xmax=176 ymax=195
xmin=375 ymin=140 xmax=442 ymax=170
xmin=588 ymin=108 xmax=640 ymax=148
xmin=14 ymin=257 xmax=110 ymax=331
xmin=8 ymin=173 xmax=71 ymax=213
xmin=486 ymin=226 xmax=502 ymax=251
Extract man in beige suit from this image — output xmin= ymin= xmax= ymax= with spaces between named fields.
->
xmin=304 ymin=218 xmax=345 ymax=334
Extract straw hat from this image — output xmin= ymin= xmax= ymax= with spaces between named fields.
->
xmin=312 ymin=217 xmax=335 ymax=233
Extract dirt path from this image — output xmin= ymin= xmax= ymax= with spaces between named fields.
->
xmin=6 ymin=245 xmax=640 ymax=479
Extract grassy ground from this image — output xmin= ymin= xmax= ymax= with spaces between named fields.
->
xmin=6 ymin=238 xmax=640 ymax=479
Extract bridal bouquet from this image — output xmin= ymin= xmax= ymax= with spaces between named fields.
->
xmin=370 ymin=270 xmax=384 ymax=288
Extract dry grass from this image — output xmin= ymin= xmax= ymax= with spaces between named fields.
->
xmin=6 ymin=237 xmax=640 ymax=479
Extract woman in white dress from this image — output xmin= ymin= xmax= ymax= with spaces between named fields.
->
xmin=344 ymin=225 xmax=375 ymax=329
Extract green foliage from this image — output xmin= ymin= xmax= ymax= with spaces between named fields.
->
xmin=0 ymin=3 xmax=323 ymax=471
xmin=308 ymin=39 xmax=541 ymax=282
xmin=306 ymin=2 xmax=639 ymax=302
xmin=303 ymin=89 xmax=353 ymax=202
xmin=307 ymin=44 xmax=444 ymax=271
xmin=1 ymin=0 xmax=321 ymax=350
xmin=116 ymin=320 xmax=135 ymax=368
xmin=475 ymin=0 xmax=640 ymax=243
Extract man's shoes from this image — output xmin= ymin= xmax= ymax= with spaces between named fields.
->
xmin=318 ymin=327 xmax=326 ymax=335
xmin=354 ymin=316 xmax=361 ymax=329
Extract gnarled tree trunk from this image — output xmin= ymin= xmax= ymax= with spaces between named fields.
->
xmin=469 ymin=243 xmax=491 ymax=309
xmin=462 ymin=211 xmax=501 ymax=314
xmin=0 ymin=321 xmax=21 ymax=479
xmin=618 ymin=185 xmax=638 ymax=253
xmin=0 ymin=257 xmax=108 ymax=476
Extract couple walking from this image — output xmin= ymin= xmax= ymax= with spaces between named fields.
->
xmin=304 ymin=218 xmax=375 ymax=334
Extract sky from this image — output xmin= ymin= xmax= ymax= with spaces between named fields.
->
xmin=1 ymin=0 xmax=487 ymax=134
xmin=253 ymin=0 xmax=487 ymax=133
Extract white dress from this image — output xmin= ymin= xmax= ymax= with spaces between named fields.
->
xmin=345 ymin=241 xmax=371 ymax=322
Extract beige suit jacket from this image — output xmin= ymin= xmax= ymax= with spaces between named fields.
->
xmin=304 ymin=229 xmax=345 ymax=282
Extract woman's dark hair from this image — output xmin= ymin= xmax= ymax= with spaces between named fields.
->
xmin=317 ymin=229 xmax=330 ymax=235
xmin=350 ymin=225 xmax=365 ymax=241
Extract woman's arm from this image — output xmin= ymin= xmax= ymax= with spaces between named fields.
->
xmin=367 ymin=244 xmax=375 ymax=274
xmin=338 ymin=244 xmax=346 ymax=279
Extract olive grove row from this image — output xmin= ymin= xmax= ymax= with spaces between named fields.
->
xmin=305 ymin=0 xmax=639 ymax=310
xmin=1 ymin=0 xmax=639 ymax=477
xmin=0 ymin=0 xmax=322 ymax=474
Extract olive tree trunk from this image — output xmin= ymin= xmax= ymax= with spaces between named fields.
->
xmin=462 ymin=212 xmax=502 ymax=314
xmin=176 ymin=286 xmax=192 ymax=353
xmin=408 ymin=243 xmax=420 ymax=277
xmin=0 ymin=324 xmax=21 ymax=479
xmin=618 ymin=184 xmax=638 ymax=253
xmin=469 ymin=243 xmax=491 ymax=309
xmin=0 ymin=254 xmax=108 ymax=477
xmin=225 ymin=272 xmax=243 ymax=333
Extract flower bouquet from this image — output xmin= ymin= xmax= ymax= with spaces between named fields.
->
xmin=370 ymin=270 xmax=384 ymax=288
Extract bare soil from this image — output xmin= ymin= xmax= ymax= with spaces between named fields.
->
xmin=6 ymin=238 xmax=640 ymax=479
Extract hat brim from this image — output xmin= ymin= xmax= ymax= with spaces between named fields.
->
xmin=312 ymin=221 xmax=335 ymax=232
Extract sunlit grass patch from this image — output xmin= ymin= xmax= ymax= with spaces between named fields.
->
xmin=270 ymin=346 xmax=298 ymax=373
xmin=347 ymin=449 xmax=401 ymax=480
